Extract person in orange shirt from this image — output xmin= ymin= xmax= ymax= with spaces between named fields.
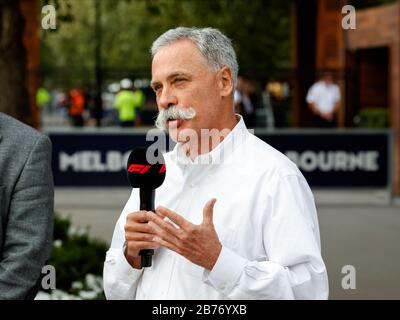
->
xmin=68 ymin=88 xmax=85 ymax=127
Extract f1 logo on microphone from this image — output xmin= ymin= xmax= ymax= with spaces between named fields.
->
xmin=159 ymin=164 xmax=166 ymax=173
xmin=128 ymin=164 xmax=166 ymax=174
xmin=128 ymin=164 xmax=151 ymax=174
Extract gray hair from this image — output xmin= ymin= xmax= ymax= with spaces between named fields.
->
xmin=151 ymin=27 xmax=239 ymax=88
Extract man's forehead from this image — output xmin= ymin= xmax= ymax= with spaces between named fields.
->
xmin=152 ymin=40 xmax=209 ymax=67
xmin=151 ymin=39 xmax=210 ymax=80
xmin=154 ymin=38 xmax=200 ymax=56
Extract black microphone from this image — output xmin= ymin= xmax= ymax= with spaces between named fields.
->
xmin=126 ymin=147 xmax=166 ymax=267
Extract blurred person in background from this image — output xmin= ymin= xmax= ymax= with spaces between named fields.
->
xmin=36 ymin=87 xmax=51 ymax=115
xmin=261 ymin=83 xmax=275 ymax=128
xmin=36 ymin=86 xmax=52 ymax=127
xmin=67 ymin=88 xmax=85 ymax=127
xmin=131 ymin=80 xmax=146 ymax=126
xmin=52 ymin=89 xmax=68 ymax=118
xmin=84 ymin=86 xmax=97 ymax=127
xmin=133 ymin=79 xmax=159 ymax=126
xmin=234 ymin=75 xmax=256 ymax=128
xmin=114 ymin=78 xmax=145 ymax=127
xmin=102 ymin=82 xmax=120 ymax=126
xmin=267 ymin=81 xmax=290 ymax=128
xmin=306 ymin=71 xmax=341 ymax=128
xmin=0 ymin=112 xmax=54 ymax=299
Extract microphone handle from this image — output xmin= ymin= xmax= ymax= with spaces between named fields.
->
xmin=140 ymin=188 xmax=155 ymax=211
xmin=139 ymin=188 xmax=155 ymax=267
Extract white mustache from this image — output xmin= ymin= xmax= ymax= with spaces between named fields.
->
xmin=155 ymin=106 xmax=196 ymax=131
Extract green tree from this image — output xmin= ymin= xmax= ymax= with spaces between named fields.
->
xmin=41 ymin=0 xmax=292 ymax=87
xmin=1 ymin=0 xmax=292 ymax=123
xmin=0 ymin=0 xmax=31 ymax=124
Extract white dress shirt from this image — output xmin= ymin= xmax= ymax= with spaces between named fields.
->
xmin=306 ymin=81 xmax=341 ymax=113
xmin=103 ymin=116 xmax=329 ymax=300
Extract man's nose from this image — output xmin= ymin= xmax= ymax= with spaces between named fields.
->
xmin=158 ymin=87 xmax=178 ymax=110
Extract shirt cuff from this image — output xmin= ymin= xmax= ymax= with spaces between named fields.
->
xmin=202 ymin=246 xmax=248 ymax=295
xmin=109 ymin=247 xmax=144 ymax=280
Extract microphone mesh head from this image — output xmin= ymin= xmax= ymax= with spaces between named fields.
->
xmin=126 ymin=147 xmax=166 ymax=189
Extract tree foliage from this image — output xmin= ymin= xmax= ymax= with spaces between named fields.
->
xmin=47 ymin=214 xmax=108 ymax=299
xmin=40 ymin=0 xmax=291 ymax=88
xmin=0 ymin=0 xmax=31 ymax=124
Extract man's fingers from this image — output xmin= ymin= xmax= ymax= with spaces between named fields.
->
xmin=138 ymin=241 xmax=160 ymax=250
xmin=156 ymin=206 xmax=192 ymax=230
xmin=126 ymin=211 xmax=150 ymax=223
xmin=125 ymin=232 xmax=155 ymax=242
xmin=155 ymin=210 xmax=166 ymax=219
xmin=148 ymin=221 xmax=181 ymax=246
xmin=127 ymin=241 xmax=160 ymax=251
xmin=202 ymin=198 xmax=217 ymax=225
xmin=149 ymin=216 xmax=180 ymax=236
xmin=153 ymin=237 xmax=181 ymax=255
xmin=124 ymin=222 xmax=153 ymax=234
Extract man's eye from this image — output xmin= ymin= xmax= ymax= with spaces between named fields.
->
xmin=174 ymin=78 xmax=186 ymax=84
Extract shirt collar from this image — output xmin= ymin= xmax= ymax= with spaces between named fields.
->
xmin=170 ymin=114 xmax=249 ymax=168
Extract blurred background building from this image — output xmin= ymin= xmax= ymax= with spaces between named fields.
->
xmin=293 ymin=0 xmax=400 ymax=196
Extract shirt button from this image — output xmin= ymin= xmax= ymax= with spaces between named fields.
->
xmin=190 ymin=183 xmax=195 ymax=188
xmin=219 ymin=283 xmax=226 ymax=290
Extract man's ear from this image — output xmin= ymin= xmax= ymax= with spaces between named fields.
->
xmin=217 ymin=67 xmax=234 ymax=97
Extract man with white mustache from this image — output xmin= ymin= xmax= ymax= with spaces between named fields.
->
xmin=104 ymin=27 xmax=329 ymax=300
xmin=155 ymin=105 xmax=196 ymax=132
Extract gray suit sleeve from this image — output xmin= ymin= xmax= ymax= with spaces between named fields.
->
xmin=0 ymin=135 xmax=54 ymax=299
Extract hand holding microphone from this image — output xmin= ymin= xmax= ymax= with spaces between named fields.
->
xmin=124 ymin=147 xmax=222 ymax=271
xmin=124 ymin=210 xmax=162 ymax=269
xmin=124 ymin=147 xmax=166 ymax=268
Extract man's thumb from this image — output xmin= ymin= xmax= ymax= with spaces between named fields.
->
xmin=203 ymin=198 xmax=217 ymax=225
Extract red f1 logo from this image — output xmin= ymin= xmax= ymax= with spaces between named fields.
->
xmin=128 ymin=164 xmax=151 ymax=174
xmin=128 ymin=164 xmax=166 ymax=174
xmin=159 ymin=164 xmax=166 ymax=174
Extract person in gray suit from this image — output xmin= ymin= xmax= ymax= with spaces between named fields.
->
xmin=0 ymin=112 xmax=54 ymax=299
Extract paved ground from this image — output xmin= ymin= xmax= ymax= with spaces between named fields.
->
xmin=55 ymin=187 xmax=400 ymax=300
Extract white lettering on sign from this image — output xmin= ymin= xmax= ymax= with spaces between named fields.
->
xmin=59 ymin=150 xmax=380 ymax=173
xmin=59 ymin=151 xmax=131 ymax=172
xmin=285 ymin=150 xmax=379 ymax=172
